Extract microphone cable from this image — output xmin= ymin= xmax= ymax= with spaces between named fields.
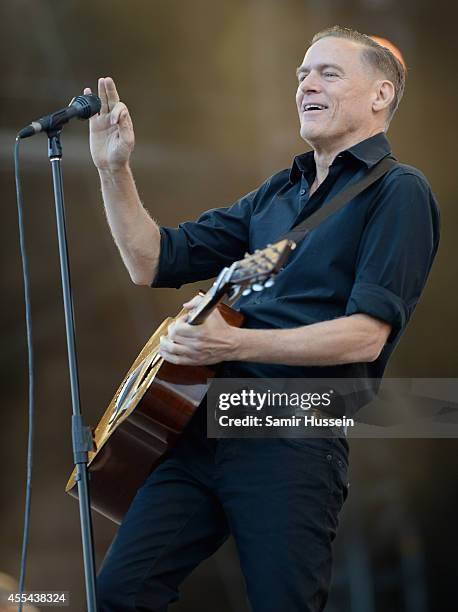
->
xmin=11 ymin=93 xmax=101 ymax=611
xmin=13 ymin=137 xmax=35 ymax=612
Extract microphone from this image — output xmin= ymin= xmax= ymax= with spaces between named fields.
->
xmin=17 ymin=93 xmax=101 ymax=139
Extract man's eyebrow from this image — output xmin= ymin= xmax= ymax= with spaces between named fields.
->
xmin=295 ymin=63 xmax=344 ymax=77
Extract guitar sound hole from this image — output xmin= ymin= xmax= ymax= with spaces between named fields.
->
xmin=115 ymin=362 xmax=144 ymax=410
xmin=109 ymin=353 xmax=162 ymax=427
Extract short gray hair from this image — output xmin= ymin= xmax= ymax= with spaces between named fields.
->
xmin=311 ymin=26 xmax=406 ymax=123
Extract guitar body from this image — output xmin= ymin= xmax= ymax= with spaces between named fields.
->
xmin=65 ymin=238 xmax=294 ymax=524
xmin=65 ymin=301 xmax=244 ymax=524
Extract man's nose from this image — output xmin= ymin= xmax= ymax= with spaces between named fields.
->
xmin=299 ymin=72 xmax=321 ymax=93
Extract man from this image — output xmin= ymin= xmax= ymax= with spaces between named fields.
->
xmin=87 ymin=26 xmax=439 ymax=612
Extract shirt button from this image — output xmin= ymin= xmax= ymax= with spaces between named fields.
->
xmin=300 ymin=188 xmax=306 ymax=196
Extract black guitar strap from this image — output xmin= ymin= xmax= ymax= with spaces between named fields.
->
xmin=280 ymin=156 xmax=398 ymax=244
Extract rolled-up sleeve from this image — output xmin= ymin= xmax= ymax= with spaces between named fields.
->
xmin=345 ymin=170 xmax=440 ymax=343
xmin=151 ymin=186 xmax=263 ymax=288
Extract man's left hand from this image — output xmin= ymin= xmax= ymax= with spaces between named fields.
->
xmin=159 ymin=295 xmax=240 ymax=366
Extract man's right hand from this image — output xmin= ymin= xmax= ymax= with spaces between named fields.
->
xmin=84 ymin=77 xmax=135 ymax=171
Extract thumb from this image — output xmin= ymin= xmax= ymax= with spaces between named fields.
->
xmin=183 ymin=294 xmax=204 ymax=309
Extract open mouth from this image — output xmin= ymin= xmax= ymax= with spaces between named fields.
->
xmin=302 ymin=103 xmax=328 ymax=113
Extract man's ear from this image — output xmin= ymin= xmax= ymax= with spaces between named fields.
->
xmin=372 ymin=79 xmax=395 ymax=113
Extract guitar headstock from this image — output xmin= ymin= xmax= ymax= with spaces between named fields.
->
xmin=187 ymin=239 xmax=296 ymax=324
xmin=228 ymin=239 xmax=296 ymax=291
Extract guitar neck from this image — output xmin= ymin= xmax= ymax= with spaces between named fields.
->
xmin=186 ymin=291 xmax=226 ymax=325
xmin=185 ymin=239 xmax=295 ymax=325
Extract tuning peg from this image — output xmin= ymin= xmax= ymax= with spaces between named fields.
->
xmin=264 ymin=278 xmax=275 ymax=287
xmin=242 ymin=288 xmax=251 ymax=296
xmin=252 ymin=283 xmax=264 ymax=292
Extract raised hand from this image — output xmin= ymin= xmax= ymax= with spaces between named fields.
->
xmin=84 ymin=77 xmax=135 ymax=170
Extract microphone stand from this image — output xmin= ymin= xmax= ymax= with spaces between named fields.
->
xmin=48 ymin=130 xmax=98 ymax=611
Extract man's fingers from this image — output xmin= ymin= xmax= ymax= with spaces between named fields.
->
xmin=83 ymin=87 xmax=92 ymax=95
xmin=110 ymin=102 xmax=128 ymax=125
xmin=121 ymin=109 xmax=133 ymax=130
xmin=98 ymin=76 xmax=122 ymax=116
xmin=108 ymin=102 xmax=134 ymax=146
xmin=118 ymin=110 xmax=134 ymax=146
xmin=98 ymin=77 xmax=109 ymax=113
xmin=167 ymin=320 xmax=199 ymax=341
xmin=160 ymin=336 xmax=193 ymax=357
xmin=104 ymin=76 xmax=120 ymax=112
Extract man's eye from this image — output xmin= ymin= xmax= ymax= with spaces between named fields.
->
xmin=324 ymin=72 xmax=337 ymax=78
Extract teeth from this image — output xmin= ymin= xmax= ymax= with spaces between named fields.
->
xmin=304 ymin=104 xmax=326 ymax=111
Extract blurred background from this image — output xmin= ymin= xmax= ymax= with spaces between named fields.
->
xmin=1 ymin=0 xmax=457 ymax=610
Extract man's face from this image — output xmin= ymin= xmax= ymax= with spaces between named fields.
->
xmin=296 ymin=37 xmax=381 ymax=148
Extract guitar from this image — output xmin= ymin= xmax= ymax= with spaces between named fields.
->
xmin=65 ymin=239 xmax=295 ymax=523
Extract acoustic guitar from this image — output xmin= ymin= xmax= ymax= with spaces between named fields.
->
xmin=65 ymin=239 xmax=295 ymax=524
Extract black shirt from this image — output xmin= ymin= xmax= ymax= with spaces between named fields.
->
xmin=151 ymin=133 xmax=440 ymax=415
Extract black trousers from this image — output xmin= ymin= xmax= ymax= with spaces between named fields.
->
xmin=97 ymin=406 xmax=349 ymax=611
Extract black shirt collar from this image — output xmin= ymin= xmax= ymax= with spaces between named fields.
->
xmin=289 ymin=131 xmax=393 ymax=184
